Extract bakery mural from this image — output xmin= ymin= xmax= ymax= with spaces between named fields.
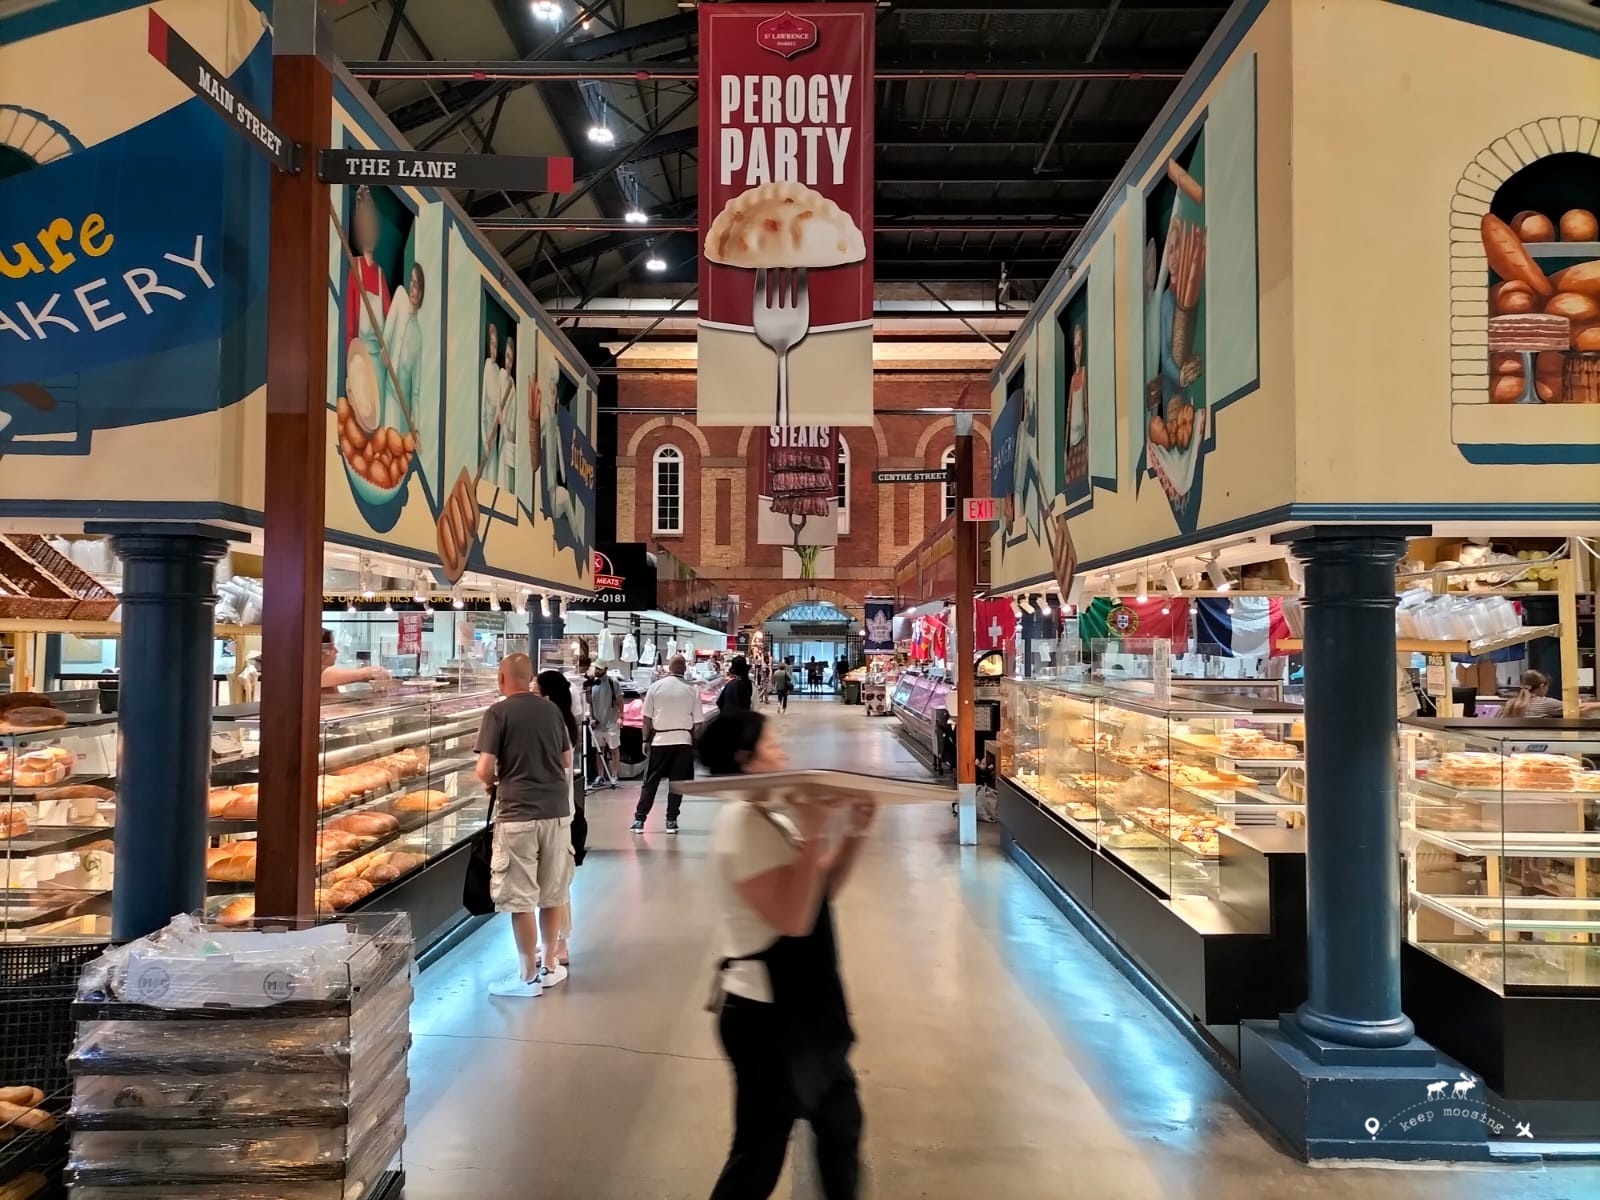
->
xmin=758 ymin=425 xmax=839 ymax=580
xmin=0 ymin=0 xmax=271 ymax=511
xmin=324 ymin=83 xmax=595 ymax=592
xmin=1132 ymin=52 xmax=1259 ymax=536
xmin=696 ymin=3 xmax=876 ymax=429
xmin=1461 ymin=123 xmax=1600 ymax=444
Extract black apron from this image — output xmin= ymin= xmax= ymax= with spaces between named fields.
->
xmin=719 ymin=898 xmax=855 ymax=1113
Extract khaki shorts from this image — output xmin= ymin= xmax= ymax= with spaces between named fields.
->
xmin=593 ymin=722 xmax=621 ymax=749
xmin=491 ymin=817 xmax=574 ymax=912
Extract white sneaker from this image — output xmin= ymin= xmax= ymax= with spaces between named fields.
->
xmin=537 ymin=963 xmax=568 ymax=988
xmin=489 ymin=973 xmax=543 ymax=998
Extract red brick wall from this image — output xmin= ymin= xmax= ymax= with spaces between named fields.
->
xmin=614 ymin=371 xmax=990 ymax=625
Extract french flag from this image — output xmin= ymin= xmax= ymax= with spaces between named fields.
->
xmin=1196 ymin=597 xmax=1291 ymax=658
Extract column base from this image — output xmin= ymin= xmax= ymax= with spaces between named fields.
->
xmin=1286 ymin=1008 xmax=1428 ymax=1065
xmin=1240 ymin=1020 xmax=1540 ymax=1163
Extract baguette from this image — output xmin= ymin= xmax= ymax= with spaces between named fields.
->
xmin=37 ymin=784 xmax=114 ymax=802
xmin=220 ymin=796 xmax=258 ymax=821
xmin=0 ymin=1100 xmax=54 ymax=1132
xmin=207 ymin=856 xmax=257 ymax=883
xmin=0 ymin=1171 xmax=46 ymax=1199
xmin=1551 ymin=260 xmax=1600 ymax=297
xmin=1166 ymin=157 xmax=1204 ymax=205
xmin=0 ymin=1089 xmax=43 ymax=1109
xmin=1481 ymin=214 xmax=1553 ymax=297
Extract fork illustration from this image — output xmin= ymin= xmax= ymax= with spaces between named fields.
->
xmin=751 ymin=268 xmax=811 ymax=426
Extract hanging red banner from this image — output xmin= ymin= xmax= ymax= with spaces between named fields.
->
xmin=697 ymin=3 xmax=876 ymax=428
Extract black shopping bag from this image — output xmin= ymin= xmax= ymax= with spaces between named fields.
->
xmin=463 ymin=787 xmax=497 ymax=916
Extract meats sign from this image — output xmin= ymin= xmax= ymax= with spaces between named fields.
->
xmin=697 ymin=4 xmax=875 ymax=428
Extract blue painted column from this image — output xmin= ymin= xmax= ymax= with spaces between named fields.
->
xmin=93 ymin=524 xmax=235 ymax=941
xmin=1285 ymin=526 xmax=1425 ymax=1050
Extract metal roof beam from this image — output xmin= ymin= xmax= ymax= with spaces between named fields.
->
xmin=464 ymin=127 xmax=698 ymax=219
xmin=351 ymin=60 xmax=1188 ymax=82
xmin=882 ymin=0 xmax=1223 ymax=10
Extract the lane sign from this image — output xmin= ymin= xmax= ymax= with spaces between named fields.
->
xmin=963 ymin=497 xmax=997 ymax=522
xmin=874 ymin=469 xmax=953 ymax=485
xmin=147 ymin=11 xmax=299 ymax=173
xmin=318 ymin=149 xmax=576 ymax=193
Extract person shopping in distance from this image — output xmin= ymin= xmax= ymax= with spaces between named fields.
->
xmin=632 ymin=654 xmax=702 ymax=835
xmin=718 ymin=656 xmax=755 ymax=714
xmin=474 ymin=653 xmax=573 ymax=997
xmin=534 ymin=670 xmax=581 ymax=970
xmin=1500 ymin=668 xmax=1600 ymax=717
xmin=771 ymin=659 xmax=793 ymax=714
xmin=588 ymin=662 xmax=624 ymax=786
xmin=700 ymin=708 xmax=876 ymax=1200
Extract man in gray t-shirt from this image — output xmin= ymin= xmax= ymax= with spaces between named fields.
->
xmin=474 ymin=654 xmax=573 ymax=997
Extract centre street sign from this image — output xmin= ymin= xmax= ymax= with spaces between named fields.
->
xmin=147 ymin=11 xmax=300 ymax=173
xmin=874 ymin=469 xmax=954 ymax=485
xmin=317 ymin=149 xmax=575 ymax=192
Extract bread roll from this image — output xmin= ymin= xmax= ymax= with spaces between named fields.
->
xmin=216 ymin=897 xmax=256 ymax=927
xmin=1561 ymin=209 xmax=1599 ymax=242
xmin=1490 ymin=351 xmax=1521 ymax=376
xmin=1546 ymin=292 xmax=1600 ymax=323
xmin=328 ymin=878 xmax=374 ymax=909
xmin=1552 ymin=261 xmax=1600 ymax=297
xmin=361 ymin=863 xmax=401 ymax=886
xmin=1490 ymin=281 xmax=1536 ymax=315
xmin=1491 ymin=374 xmax=1526 ymax=403
xmin=1576 ymin=324 xmax=1600 ymax=352
xmin=387 ymin=852 xmax=427 ymax=874
xmin=1511 ymin=211 xmax=1554 ymax=243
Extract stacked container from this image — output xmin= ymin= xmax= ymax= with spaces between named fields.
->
xmin=63 ymin=913 xmax=411 ymax=1200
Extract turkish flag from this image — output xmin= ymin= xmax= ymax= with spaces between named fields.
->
xmin=976 ymin=600 xmax=1017 ymax=651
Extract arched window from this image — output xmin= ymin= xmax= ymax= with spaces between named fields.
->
xmin=653 ymin=445 xmax=683 ymax=535
xmin=836 ymin=435 xmax=851 ymax=537
xmin=941 ymin=447 xmax=957 ymax=518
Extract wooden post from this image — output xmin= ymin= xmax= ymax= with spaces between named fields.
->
xmin=953 ymin=415 xmax=978 ymax=845
xmin=1557 ymin=557 xmax=1581 ymax=719
xmin=258 ymin=14 xmax=332 ymax=919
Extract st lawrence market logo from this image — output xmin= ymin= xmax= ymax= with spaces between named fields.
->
xmin=592 ymin=552 xmax=624 ymax=594
xmin=1108 ymin=604 xmax=1141 ymax=637
xmin=756 ymin=12 xmax=819 ymax=59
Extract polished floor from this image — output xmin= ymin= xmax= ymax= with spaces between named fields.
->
xmin=405 ymin=698 xmax=1600 ymax=1199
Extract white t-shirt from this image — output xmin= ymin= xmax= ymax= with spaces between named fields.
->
xmin=714 ymin=800 xmax=800 ymax=1002
xmin=643 ymin=675 xmax=701 ymax=747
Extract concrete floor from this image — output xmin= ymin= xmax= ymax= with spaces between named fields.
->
xmin=404 ymin=697 xmax=1600 ymax=1199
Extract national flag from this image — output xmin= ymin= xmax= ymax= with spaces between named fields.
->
xmin=1195 ymin=597 xmax=1291 ymax=657
xmin=1078 ymin=597 xmax=1190 ymax=649
xmin=976 ymin=600 xmax=1017 ymax=651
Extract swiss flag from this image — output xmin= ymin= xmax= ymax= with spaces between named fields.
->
xmin=976 ymin=600 xmax=1017 ymax=651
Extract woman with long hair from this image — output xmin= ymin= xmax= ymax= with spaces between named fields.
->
xmin=699 ymin=708 xmax=875 ymax=1200
xmin=535 ymin=669 xmax=581 ymax=969
xmin=1502 ymin=669 xmax=1564 ymax=718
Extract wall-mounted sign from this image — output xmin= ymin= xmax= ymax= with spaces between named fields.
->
xmin=396 ymin=612 xmax=423 ymax=655
xmin=875 ymin=469 xmax=953 ymax=485
xmin=963 ymin=498 xmax=997 ymax=522
xmin=569 ymin=543 xmax=658 ymax=612
xmin=697 ymin=3 xmax=876 ymax=427
xmin=146 ymin=11 xmax=298 ymax=173
xmin=317 ymin=149 xmax=573 ymax=192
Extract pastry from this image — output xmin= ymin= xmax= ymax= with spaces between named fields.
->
xmin=704 ymin=180 xmax=867 ymax=269
xmin=1506 ymin=752 xmax=1580 ymax=790
xmin=12 ymin=748 xmax=71 ymax=788
xmin=361 ymin=863 xmax=401 ymax=886
xmin=393 ymin=789 xmax=451 ymax=814
xmin=0 ymin=707 xmax=68 ymax=732
xmin=215 ymin=897 xmax=256 ymax=927
xmin=0 ymin=811 xmax=30 ymax=840
xmin=1488 ymin=314 xmax=1570 ymax=352
xmin=1575 ymin=773 xmax=1600 ymax=793
xmin=1434 ymin=752 xmax=1503 ymax=788
xmin=328 ymin=878 xmax=374 ymax=910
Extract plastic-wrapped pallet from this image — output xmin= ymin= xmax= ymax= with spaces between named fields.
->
xmin=65 ymin=913 xmax=411 ymax=1200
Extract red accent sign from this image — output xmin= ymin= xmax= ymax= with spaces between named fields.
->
xmin=756 ymin=11 xmax=819 ymax=59
xmin=963 ymin=497 xmax=997 ymax=523
xmin=698 ymin=3 xmax=876 ymax=426
xmin=397 ymin=613 xmax=423 ymax=656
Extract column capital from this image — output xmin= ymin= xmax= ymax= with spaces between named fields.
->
xmin=1272 ymin=524 xmax=1428 ymax=559
xmin=86 ymin=522 xmax=246 ymax=562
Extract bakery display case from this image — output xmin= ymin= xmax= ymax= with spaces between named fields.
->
xmin=204 ymin=689 xmax=497 ymax=950
xmin=997 ymin=678 xmax=1308 ymax=1038
xmin=0 ymin=714 xmax=118 ymax=943
xmin=1399 ymin=719 xmax=1600 ymax=1100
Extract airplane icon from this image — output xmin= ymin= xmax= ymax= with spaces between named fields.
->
xmin=1516 ymin=1122 xmax=1533 ymax=1139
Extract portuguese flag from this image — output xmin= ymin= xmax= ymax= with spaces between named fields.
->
xmin=1079 ymin=597 xmax=1191 ymax=650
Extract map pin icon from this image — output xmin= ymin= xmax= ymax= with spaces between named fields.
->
xmin=1364 ymin=1118 xmax=1381 ymax=1138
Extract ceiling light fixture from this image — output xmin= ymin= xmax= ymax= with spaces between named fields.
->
xmin=1163 ymin=565 xmax=1183 ymax=597
xmin=1135 ymin=567 xmax=1149 ymax=603
xmin=645 ymin=253 xmax=667 ymax=272
xmin=624 ymin=209 xmax=649 ymax=225
xmin=1036 ymin=594 xmax=1052 ymax=617
xmin=383 ymin=602 xmax=394 ymax=615
xmin=1018 ymin=595 xmax=1034 ymax=615
xmin=587 ymin=124 xmax=614 ymax=146
xmin=1205 ymin=556 xmax=1233 ymax=593
xmin=539 ymin=593 xmax=553 ymax=618
xmin=531 ymin=1 xmax=561 ymax=25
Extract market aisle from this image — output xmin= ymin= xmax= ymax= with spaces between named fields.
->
xmin=402 ymin=699 xmax=1599 ymax=1200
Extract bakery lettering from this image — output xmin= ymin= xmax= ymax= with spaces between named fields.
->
xmin=0 ymin=215 xmax=215 ymax=342
xmin=718 ymin=74 xmax=853 ymax=187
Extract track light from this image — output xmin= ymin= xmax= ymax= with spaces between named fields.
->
xmin=1036 ymin=594 xmax=1052 ymax=617
xmin=587 ymin=124 xmax=614 ymax=146
xmin=1206 ymin=557 xmax=1233 ymax=593
xmin=539 ymin=592 xmax=553 ymax=618
xmin=624 ymin=209 xmax=649 ymax=225
xmin=358 ymin=559 xmax=375 ymax=599
xmin=645 ymin=254 xmax=667 ymax=272
xmin=383 ymin=602 xmax=394 ymax=615
xmin=1018 ymin=594 xmax=1034 ymax=615
xmin=1163 ymin=565 xmax=1183 ymax=597
xmin=532 ymin=2 xmax=561 ymax=25
xmin=452 ymin=588 xmax=465 ymax=610
xmin=1135 ymin=568 xmax=1149 ymax=603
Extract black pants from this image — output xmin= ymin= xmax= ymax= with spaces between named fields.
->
xmin=710 ymin=996 xmax=861 ymax=1200
xmin=635 ymin=743 xmax=695 ymax=822
xmin=775 ymin=690 xmax=790 ymax=712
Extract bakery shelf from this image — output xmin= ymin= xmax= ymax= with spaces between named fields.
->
xmin=0 ymin=889 xmax=109 ymax=931
xmin=2 ymin=773 xmax=115 ymax=799
xmin=1110 ymin=811 xmax=1221 ymax=860
xmin=1412 ymin=778 xmax=1592 ymax=803
xmin=208 ymin=753 xmax=478 ymax=836
xmin=0 ymin=714 xmax=118 ymax=741
xmin=1414 ymin=893 xmax=1600 ymax=936
xmin=0 ymin=826 xmax=114 ymax=858
xmin=1278 ymin=624 xmax=1561 ymax=658
xmin=1409 ymin=827 xmax=1600 ymax=859
xmin=1525 ymin=240 xmax=1600 ymax=259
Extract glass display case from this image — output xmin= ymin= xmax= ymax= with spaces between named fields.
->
xmin=0 ymin=714 xmax=118 ymax=942
xmin=1401 ymin=720 xmax=1600 ymax=993
xmin=999 ymin=678 xmax=1304 ymax=899
xmin=205 ymin=688 xmax=499 ymax=927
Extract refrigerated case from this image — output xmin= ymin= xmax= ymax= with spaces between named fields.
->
xmin=1399 ymin=719 xmax=1600 ymax=1101
xmin=997 ymin=679 xmax=1308 ymax=1038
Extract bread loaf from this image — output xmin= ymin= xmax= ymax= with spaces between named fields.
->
xmin=0 ymin=1100 xmax=55 ymax=1131
xmin=0 ymin=1089 xmax=44 ymax=1109
xmin=37 ymin=784 xmax=113 ymax=802
xmin=220 ymin=796 xmax=258 ymax=821
xmin=215 ymin=897 xmax=256 ymax=927
xmin=326 ymin=812 xmax=398 ymax=837
xmin=394 ymin=789 xmax=451 ymax=814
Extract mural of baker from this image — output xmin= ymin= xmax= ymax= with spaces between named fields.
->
xmin=1142 ymin=131 xmax=1209 ymax=532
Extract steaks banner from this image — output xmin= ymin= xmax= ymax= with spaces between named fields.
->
xmin=758 ymin=425 xmax=838 ymax=547
xmin=697 ymin=3 xmax=875 ymax=428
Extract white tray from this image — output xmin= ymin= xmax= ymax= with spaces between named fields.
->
xmin=675 ymin=770 xmax=953 ymax=806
